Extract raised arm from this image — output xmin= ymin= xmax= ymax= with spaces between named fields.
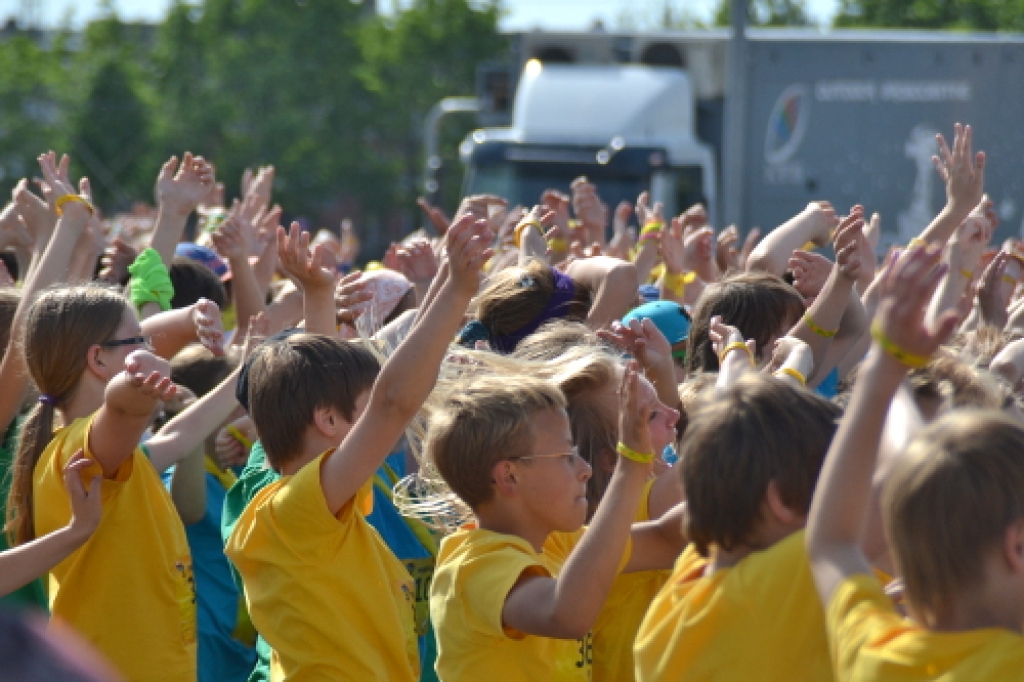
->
xmin=925 ymin=207 xmax=990 ymax=330
xmin=915 ymin=124 xmax=985 ymax=249
xmin=502 ymin=362 xmax=654 ymax=639
xmin=211 ymin=213 xmax=267 ymax=345
xmin=0 ymin=153 xmax=90 ymax=435
xmin=276 ymin=222 xmax=338 ymax=337
xmin=747 ymin=202 xmax=838 ymax=276
xmin=142 ymin=299 xmax=225 ymax=360
xmin=806 ymin=245 xmax=958 ymax=605
xmin=565 ymin=256 xmax=638 ymax=331
xmin=149 ymin=153 xmax=215 ymax=267
xmin=319 ymin=216 xmax=492 ymax=514
xmin=89 ymin=351 xmax=177 ymax=477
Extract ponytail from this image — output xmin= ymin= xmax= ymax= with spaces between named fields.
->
xmin=5 ymin=401 xmax=56 ymax=545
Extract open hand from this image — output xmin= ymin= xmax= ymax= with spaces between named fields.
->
xmin=125 ymin=350 xmax=177 ymax=402
xmin=446 ymin=215 xmax=494 ymax=295
xmin=64 ymin=450 xmax=102 ymax=539
xmin=155 ymin=152 xmax=215 ymax=214
xmin=277 ymin=222 xmax=338 ymax=293
xmin=617 ymin=360 xmax=655 ymax=465
xmin=192 ymin=298 xmax=225 ymax=356
xmin=934 ymin=123 xmax=986 ymax=218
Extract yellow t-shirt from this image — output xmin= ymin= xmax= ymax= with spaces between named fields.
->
xmin=592 ymin=478 xmax=669 ymax=682
xmin=828 ymin=573 xmax=1024 ymax=680
xmin=634 ymin=530 xmax=833 ymax=682
xmin=225 ymin=451 xmax=419 ymax=682
xmin=431 ymin=527 xmax=595 ymax=682
xmin=33 ymin=416 xmax=196 ymax=682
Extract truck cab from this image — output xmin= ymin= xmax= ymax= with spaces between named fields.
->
xmin=460 ymin=61 xmax=718 ymax=223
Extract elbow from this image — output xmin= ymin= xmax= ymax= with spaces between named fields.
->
xmin=745 ymin=250 xmax=779 ymax=275
xmin=548 ymin=612 xmax=592 ymax=641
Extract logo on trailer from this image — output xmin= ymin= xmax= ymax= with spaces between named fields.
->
xmin=765 ymin=85 xmax=810 ymax=165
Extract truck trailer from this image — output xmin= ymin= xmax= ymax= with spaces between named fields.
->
xmin=458 ymin=29 xmax=1024 ymax=245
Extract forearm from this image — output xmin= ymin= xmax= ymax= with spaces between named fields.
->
xmin=925 ymin=270 xmax=967 ymax=331
xmin=791 ymin=269 xmax=854 ymax=382
xmin=226 ymin=254 xmax=266 ymax=344
xmin=169 ymin=445 xmax=208 ymax=525
xmin=0 ymin=525 xmax=89 ymax=597
xmin=568 ymin=258 xmax=638 ymax=330
xmin=147 ymin=368 xmax=241 ymax=472
xmin=149 ymin=203 xmax=192 ymax=268
xmin=807 ymin=352 xmax=903 ymax=552
xmin=143 ymin=304 xmax=201 ymax=360
xmin=633 ymin=242 xmax=659 ymax=287
xmin=517 ymin=225 xmax=548 ymax=267
xmin=747 ymin=210 xmax=823 ymax=276
xmin=299 ymin=287 xmax=335 ymax=337
xmin=918 ymin=205 xmax=969 ymax=249
xmin=413 ymin=262 xmax=449 ymax=326
xmin=548 ymin=463 xmax=648 ymax=635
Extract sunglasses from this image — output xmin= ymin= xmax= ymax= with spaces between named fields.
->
xmin=99 ymin=335 xmax=154 ymax=351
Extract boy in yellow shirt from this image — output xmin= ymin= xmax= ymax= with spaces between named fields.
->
xmin=634 ymin=363 xmax=843 ymax=682
xmin=427 ymin=361 xmax=687 ymax=682
xmin=226 ymin=216 xmax=492 ymax=681
xmin=807 ymin=242 xmax=1024 ymax=678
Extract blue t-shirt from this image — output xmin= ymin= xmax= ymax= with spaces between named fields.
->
xmin=816 ymin=366 xmax=840 ymax=399
xmin=163 ymin=464 xmax=257 ymax=682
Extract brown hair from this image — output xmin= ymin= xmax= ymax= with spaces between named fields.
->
xmin=908 ymin=356 xmax=1004 ymax=417
xmin=884 ymin=411 xmax=1024 ymax=623
xmin=425 ymin=375 xmax=565 ymax=509
xmin=475 ymin=260 xmax=591 ymax=341
xmin=246 ymin=334 xmax=380 ymax=469
xmin=170 ymin=345 xmax=238 ymax=401
xmin=6 ymin=285 xmax=129 ymax=545
xmin=685 ymin=271 xmax=804 ymax=374
xmin=512 ymin=319 xmax=607 ymax=362
xmin=680 ymin=373 xmax=841 ymax=556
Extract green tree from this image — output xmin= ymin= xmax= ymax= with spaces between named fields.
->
xmin=714 ymin=0 xmax=812 ymax=26
xmin=834 ymin=0 xmax=1024 ymax=29
xmin=358 ymin=0 xmax=507 ymax=213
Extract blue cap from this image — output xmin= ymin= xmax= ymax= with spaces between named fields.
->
xmin=637 ymin=284 xmax=660 ymax=304
xmin=622 ymin=300 xmax=691 ymax=345
xmin=175 ymin=242 xmax=230 ymax=281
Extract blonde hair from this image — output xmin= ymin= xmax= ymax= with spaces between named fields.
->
xmin=512 ymin=319 xmax=607 ymax=362
xmin=6 ymin=285 xmax=129 ymax=545
xmin=475 ymin=259 xmax=590 ymax=341
xmin=424 ymin=374 xmax=566 ymax=509
xmin=883 ymin=410 xmax=1024 ymax=623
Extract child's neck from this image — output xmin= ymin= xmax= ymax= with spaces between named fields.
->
xmin=929 ymin=584 xmax=1024 ymax=635
xmin=475 ymin=505 xmax=553 ymax=553
xmin=61 ymin=380 xmax=106 ymax=425
xmin=278 ymin=448 xmax=326 ymax=477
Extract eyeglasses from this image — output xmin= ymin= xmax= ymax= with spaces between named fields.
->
xmin=99 ymin=335 xmax=154 ymax=351
xmin=509 ymin=446 xmax=581 ymax=465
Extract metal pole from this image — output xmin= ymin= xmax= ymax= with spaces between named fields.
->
xmin=722 ymin=0 xmax=748 ymax=228
xmin=423 ymin=96 xmax=480 ymax=205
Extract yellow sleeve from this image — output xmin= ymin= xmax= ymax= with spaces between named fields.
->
xmin=266 ymin=452 xmax=374 ymax=548
xmin=456 ymin=544 xmax=549 ymax=641
xmin=544 ymin=528 xmax=633 ymax=574
xmin=827 ymin=573 xmax=903 ymax=676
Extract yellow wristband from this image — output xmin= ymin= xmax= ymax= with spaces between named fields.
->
xmin=960 ymin=269 xmax=974 ymax=280
xmin=616 ymin=442 xmax=655 ymax=464
xmin=908 ymin=237 xmax=927 ymax=249
xmin=804 ymin=312 xmax=838 ymax=338
xmin=547 ymin=237 xmax=569 ymax=253
xmin=719 ymin=340 xmax=755 ymax=367
xmin=775 ymin=367 xmax=807 ymax=386
xmin=662 ymin=270 xmax=696 ymax=297
xmin=568 ymin=218 xmax=583 ymax=233
xmin=1003 ymin=275 xmax=1018 ymax=286
xmin=54 ymin=194 xmax=95 ymax=217
xmin=513 ymin=220 xmax=543 ymax=249
xmin=639 ymin=221 xmax=664 ymax=242
xmin=870 ymin=322 xmax=930 ymax=369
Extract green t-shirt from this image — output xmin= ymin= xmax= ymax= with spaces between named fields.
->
xmin=0 ymin=416 xmax=48 ymax=611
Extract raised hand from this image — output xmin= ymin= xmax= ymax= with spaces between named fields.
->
xmin=277 ymin=222 xmax=338 ymax=292
xmin=570 ymin=177 xmax=608 ymax=245
xmin=37 ymin=151 xmax=75 ymax=199
xmin=976 ymin=250 xmax=1013 ymax=329
xmin=789 ymin=250 xmax=832 ymax=300
xmin=99 ymin=238 xmax=138 ymax=284
xmin=802 ymin=201 xmax=840 ymax=248
xmin=334 ymin=272 xmax=372 ymax=327
xmin=934 ymin=123 xmax=986 ymax=218
xmin=124 ymin=350 xmax=177 ymax=403
xmin=155 ymin=152 xmax=215 ymax=215
xmin=192 ymin=298 xmax=225 ymax=357
xmin=599 ymin=317 xmax=672 ymax=372
xmin=394 ymin=239 xmax=439 ymax=284
xmin=875 ymin=245 xmax=958 ymax=363
xmin=767 ymin=336 xmax=814 ymax=378
xmin=709 ymin=314 xmax=754 ymax=362
xmin=716 ymin=224 xmax=741 ymax=272
xmin=660 ymin=217 xmax=686 ymax=273
xmin=832 ymin=207 xmax=865 ymax=282
xmin=445 ymin=216 xmax=494 ymax=295
xmin=210 ymin=215 xmax=249 ymax=263
xmin=417 ymin=197 xmax=452 ymax=236
xmin=216 ymin=417 xmax=255 ymax=469
xmin=617 ymin=360 xmax=655 ymax=463
xmin=243 ymin=166 xmax=275 ymax=211
xmin=739 ymin=226 xmax=762 ymax=270
xmin=0 ymin=202 xmax=33 ymax=251
xmin=63 ymin=450 xmax=102 ymax=540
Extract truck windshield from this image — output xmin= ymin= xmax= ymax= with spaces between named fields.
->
xmin=465 ymin=161 xmax=646 ymax=212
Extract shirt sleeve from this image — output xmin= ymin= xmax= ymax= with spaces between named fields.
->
xmin=827 ymin=573 xmax=903 ymax=676
xmin=456 ymin=545 xmax=550 ymax=641
xmin=266 ymin=452 xmax=374 ymax=543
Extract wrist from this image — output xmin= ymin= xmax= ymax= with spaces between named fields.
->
xmin=159 ymin=198 xmax=196 ymax=218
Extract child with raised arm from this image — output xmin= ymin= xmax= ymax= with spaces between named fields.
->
xmin=634 ymin=320 xmax=843 ymax=681
xmin=807 ymin=244 xmax=1024 ymax=679
xmin=225 ymin=216 xmax=492 ymax=681
xmin=426 ymin=360 xmax=686 ymax=681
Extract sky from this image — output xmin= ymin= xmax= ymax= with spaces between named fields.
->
xmin=10 ymin=0 xmax=842 ymax=31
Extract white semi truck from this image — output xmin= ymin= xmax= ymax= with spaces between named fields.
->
xmin=455 ymin=29 xmax=1024 ymax=245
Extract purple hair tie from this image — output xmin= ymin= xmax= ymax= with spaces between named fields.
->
xmin=490 ymin=268 xmax=576 ymax=353
xmin=38 ymin=394 xmax=57 ymax=406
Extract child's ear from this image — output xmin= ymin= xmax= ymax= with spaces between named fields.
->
xmin=765 ymin=479 xmax=805 ymax=528
xmin=311 ymin=406 xmax=341 ymax=438
xmin=85 ymin=344 xmax=111 ymax=381
xmin=1001 ymin=518 xmax=1024 ymax=574
xmin=491 ymin=460 xmax=518 ymax=497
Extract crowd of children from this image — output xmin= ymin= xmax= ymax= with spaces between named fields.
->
xmin=0 ymin=121 xmax=1023 ymax=681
